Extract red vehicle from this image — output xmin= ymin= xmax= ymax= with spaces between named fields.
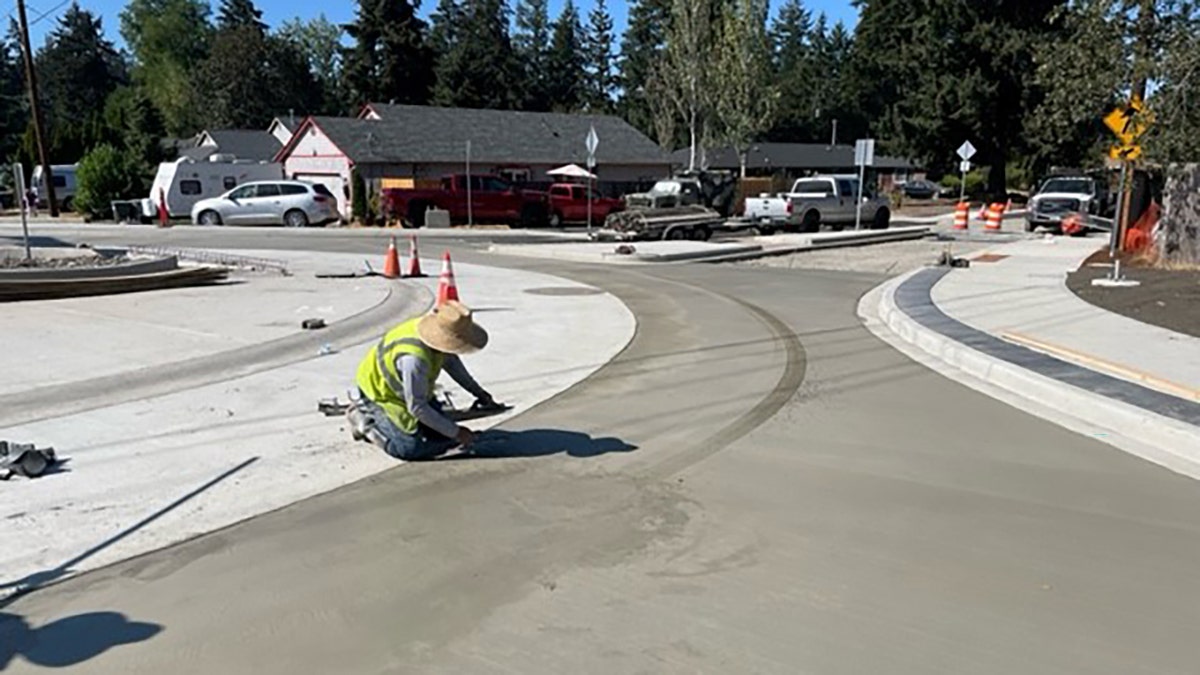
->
xmin=546 ymin=183 xmax=624 ymax=226
xmin=382 ymin=174 xmax=549 ymax=227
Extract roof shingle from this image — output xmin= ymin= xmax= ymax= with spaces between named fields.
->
xmin=671 ymin=143 xmax=915 ymax=171
xmin=307 ymin=104 xmax=669 ymax=166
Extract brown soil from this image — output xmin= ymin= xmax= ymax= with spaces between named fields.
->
xmin=1066 ymin=248 xmax=1200 ymax=338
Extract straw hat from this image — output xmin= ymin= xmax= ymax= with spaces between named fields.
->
xmin=417 ymin=301 xmax=489 ymax=354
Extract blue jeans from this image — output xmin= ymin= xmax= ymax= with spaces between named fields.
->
xmin=358 ymin=395 xmax=459 ymax=461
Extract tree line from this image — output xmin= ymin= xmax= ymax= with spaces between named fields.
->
xmin=1 ymin=0 xmax=1198 ymax=208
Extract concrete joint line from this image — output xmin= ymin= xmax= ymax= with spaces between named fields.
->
xmin=861 ymin=268 xmax=1200 ymax=481
xmin=0 ymin=282 xmax=433 ymax=429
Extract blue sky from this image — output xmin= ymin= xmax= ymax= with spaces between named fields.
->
xmin=22 ymin=0 xmax=859 ymax=51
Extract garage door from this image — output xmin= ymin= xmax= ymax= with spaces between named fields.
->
xmin=295 ymin=173 xmax=347 ymax=218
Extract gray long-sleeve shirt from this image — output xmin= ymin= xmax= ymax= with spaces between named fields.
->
xmin=397 ymin=354 xmax=488 ymax=438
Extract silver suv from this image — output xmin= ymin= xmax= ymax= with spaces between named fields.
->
xmin=191 ymin=180 xmax=340 ymax=227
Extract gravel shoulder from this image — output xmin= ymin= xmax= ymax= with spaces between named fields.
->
xmin=1066 ymin=249 xmax=1200 ymax=339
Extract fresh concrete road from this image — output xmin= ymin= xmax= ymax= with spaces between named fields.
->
xmin=4 ymin=227 xmax=1200 ymax=674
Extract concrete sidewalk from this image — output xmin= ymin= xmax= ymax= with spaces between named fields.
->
xmin=862 ymin=235 xmax=1200 ymax=480
xmin=0 ymin=249 xmax=635 ymax=596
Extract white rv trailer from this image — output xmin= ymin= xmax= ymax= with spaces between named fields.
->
xmin=140 ymin=155 xmax=284 ymax=220
xmin=31 ymin=164 xmax=79 ymax=209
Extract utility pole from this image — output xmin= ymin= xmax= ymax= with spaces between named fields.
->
xmin=14 ymin=0 xmax=58 ymax=217
xmin=1115 ymin=0 xmax=1156 ymax=252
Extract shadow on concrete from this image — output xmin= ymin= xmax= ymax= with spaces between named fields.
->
xmin=0 ymin=611 xmax=162 ymax=669
xmin=0 ymin=234 xmax=80 ymax=249
xmin=452 ymin=428 xmax=637 ymax=460
xmin=0 ymin=456 xmax=259 ymax=603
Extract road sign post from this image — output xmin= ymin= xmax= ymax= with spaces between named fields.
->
xmin=586 ymin=125 xmax=598 ymax=235
xmin=1103 ymin=98 xmax=1149 ymax=254
xmin=956 ymin=141 xmax=976 ymax=206
xmin=854 ymin=139 xmax=875 ymax=230
xmin=12 ymin=163 xmax=30 ymax=261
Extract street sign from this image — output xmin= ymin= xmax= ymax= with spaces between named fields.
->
xmin=956 ymin=141 xmax=976 ymax=161
xmin=586 ymin=125 xmax=598 ymax=169
xmin=854 ymin=139 xmax=875 ymax=167
xmin=959 ymin=159 xmax=971 ymax=173
xmin=1108 ymin=144 xmax=1142 ymax=161
xmin=1104 ymin=96 xmax=1149 ymax=148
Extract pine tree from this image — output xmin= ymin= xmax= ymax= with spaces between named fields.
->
xmin=619 ymin=0 xmax=672 ymax=136
xmin=0 ymin=31 xmax=27 ymax=164
xmin=343 ymin=0 xmax=435 ymax=107
xmin=217 ymin=0 xmax=266 ymax=33
xmin=768 ymin=0 xmax=815 ymax=141
xmin=545 ymin=0 xmax=585 ymax=112
xmin=36 ymin=3 xmax=127 ymax=161
xmin=514 ymin=0 xmax=551 ymax=109
xmin=432 ymin=0 xmax=522 ymax=109
xmin=583 ymin=0 xmax=616 ymax=112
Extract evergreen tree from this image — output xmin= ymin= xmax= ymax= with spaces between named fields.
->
xmin=583 ymin=0 xmax=616 ymax=112
xmin=343 ymin=0 xmax=435 ymax=107
xmin=217 ymin=0 xmax=266 ymax=33
xmin=545 ymin=0 xmax=585 ymax=111
xmin=514 ymin=0 xmax=551 ymax=109
xmin=619 ymin=0 xmax=672 ymax=136
xmin=120 ymin=0 xmax=212 ymax=135
xmin=196 ymin=0 xmax=322 ymax=131
xmin=851 ymin=0 xmax=1061 ymax=196
xmin=429 ymin=0 xmax=463 ymax=58
xmin=0 ymin=31 xmax=26 ymax=164
xmin=767 ymin=0 xmax=816 ymax=141
xmin=36 ymin=4 xmax=127 ymax=162
xmin=279 ymin=16 xmax=346 ymax=115
xmin=432 ymin=0 xmax=522 ymax=109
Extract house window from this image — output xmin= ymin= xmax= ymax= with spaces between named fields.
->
xmin=499 ymin=168 xmax=530 ymax=184
xmin=180 ymin=180 xmax=202 ymax=195
xmin=223 ymin=176 xmax=237 ymax=190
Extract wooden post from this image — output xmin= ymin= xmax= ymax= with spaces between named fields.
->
xmin=14 ymin=0 xmax=58 ymax=217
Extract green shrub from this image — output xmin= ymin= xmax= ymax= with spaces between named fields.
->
xmin=351 ymin=170 xmax=367 ymax=222
xmin=939 ymin=170 xmax=986 ymax=199
xmin=74 ymin=144 xmax=133 ymax=219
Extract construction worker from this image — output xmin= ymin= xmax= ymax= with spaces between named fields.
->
xmin=349 ymin=300 xmax=499 ymax=461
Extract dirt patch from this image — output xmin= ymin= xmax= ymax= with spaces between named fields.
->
xmin=0 ymin=248 xmax=127 ymax=269
xmin=1066 ymin=248 xmax=1200 ymax=338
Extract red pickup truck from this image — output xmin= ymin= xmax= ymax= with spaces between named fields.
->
xmin=547 ymin=183 xmax=624 ymax=226
xmin=382 ymin=174 xmax=549 ymax=228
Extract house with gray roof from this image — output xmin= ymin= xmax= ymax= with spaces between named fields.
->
xmin=276 ymin=104 xmax=672 ymax=219
xmin=179 ymin=129 xmax=287 ymax=162
xmin=672 ymin=143 xmax=920 ymax=188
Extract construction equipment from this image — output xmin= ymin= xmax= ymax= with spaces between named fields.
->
xmin=595 ymin=171 xmax=737 ymax=242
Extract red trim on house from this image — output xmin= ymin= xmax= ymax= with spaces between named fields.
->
xmin=357 ymin=103 xmax=379 ymax=120
xmin=273 ymin=116 xmax=351 ymax=163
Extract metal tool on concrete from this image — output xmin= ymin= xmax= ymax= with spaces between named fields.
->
xmin=0 ymin=440 xmax=57 ymax=479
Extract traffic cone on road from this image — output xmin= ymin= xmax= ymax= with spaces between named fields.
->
xmin=436 ymin=251 xmax=460 ymax=306
xmin=382 ymin=236 xmax=401 ymax=278
xmin=405 ymin=234 xmax=425 ymax=277
xmin=984 ymin=203 xmax=1004 ymax=232
xmin=953 ymin=202 xmax=969 ymax=231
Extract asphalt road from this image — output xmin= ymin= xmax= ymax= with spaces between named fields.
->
xmin=4 ymin=227 xmax=1200 ymax=673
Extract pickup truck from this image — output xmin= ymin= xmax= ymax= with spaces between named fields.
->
xmin=382 ymin=174 xmax=549 ymax=228
xmin=744 ymin=175 xmax=891 ymax=232
xmin=547 ymin=183 xmax=624 ymax=226
xmin=785 ymin=174 xmax=891 ymax=231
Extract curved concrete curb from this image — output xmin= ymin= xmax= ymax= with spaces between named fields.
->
xmin=858 ymin=269 xmax=1200 ymax=481
xmin=0 ymin=281 xmax=431 ymax=429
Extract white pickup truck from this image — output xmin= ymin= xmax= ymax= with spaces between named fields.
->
xmin=745 ymin=174 xmax=891 ymax=233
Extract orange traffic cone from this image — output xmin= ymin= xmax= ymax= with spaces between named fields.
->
xmin=953 ymin=202 xmax=969 ymax=231
xmin=437 ymin=251 xmax=460 ymax=305
xmin=405 ymin=234 xmax=424 ymax=277
xmin=382 ymin=236 xmax=401 ymax=278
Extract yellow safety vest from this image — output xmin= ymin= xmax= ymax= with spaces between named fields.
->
xmin=355 ymin=318 xmax=445 ymax=433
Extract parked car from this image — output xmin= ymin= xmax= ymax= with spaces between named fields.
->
xmin=32 ymin=164 xmax=78 ymax=211
xmin=190 ymin=180 xmax=340 ymax=227
xmin=900 ymin=179 xmax=940 ymax=200
xmin=1026 ymin=175 xmax=1111 ymax=232
xmin=786 ymin=175 xmax=891 ymax=231
xmin=382 ymin=174 xmax=549 ymax=228
xmin=547 ymin=183 xmax=624 ymax=226
xmin=744 ymin=191 xmax=792 ymax=234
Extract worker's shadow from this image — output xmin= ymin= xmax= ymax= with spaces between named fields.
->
xmin=0 ymin=611 xmax=162 ymax=669
xmin=454 ymin=428 xmax=637 ymax=460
